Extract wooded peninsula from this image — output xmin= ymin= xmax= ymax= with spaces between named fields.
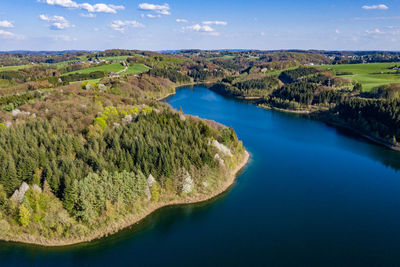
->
xmin=0 ymin=49 xmax=399 ymax=246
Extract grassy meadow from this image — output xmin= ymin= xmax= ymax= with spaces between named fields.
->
xmin=125 ymin=63 xmax=150 ymax=75
xmin=319 ymin=63 xmax=400 ymax=91
xmin=64 ymin=63 xmax=125 ymax=75
xmin=0 ymin=64 xmax=32 ymax=71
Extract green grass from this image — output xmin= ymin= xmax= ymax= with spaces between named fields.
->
xmin=124 ymin=64 xmax=150 ymax=75
xmin=206 ymin=55 xmax=236 ymax=62
xmin=319 ymin=63 xmax=400 ymax=91
xmin=0 ymin=64 xmax=31 ymax=71
xmin=64 ymin=63 xmax=125 ymax=75
xmin=78 ymin=55 xmax=87 ymax=61
xmin=56 ymin=60 xmax=77 ymax=67
xmin=99 ymin=56 xmax=129 ymax=61
xmin=266 ymin=66 xmax=299 ymax=76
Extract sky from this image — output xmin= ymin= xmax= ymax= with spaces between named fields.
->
xmin=0 ymin=0 xmax=399 ymax=51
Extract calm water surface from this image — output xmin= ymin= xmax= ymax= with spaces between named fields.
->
xmin=1 ymin=86 xmax=400 ymax=266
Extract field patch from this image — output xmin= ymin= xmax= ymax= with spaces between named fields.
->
xmin=64 ymin=63 xmax=125 ymax=75
xmin=124 ymin=64 xmax=150 ymax=75
xmin=0 ymin=64 xmax=32 ymax=71
xmin=319 ymin=63 xmax=400 ymax=91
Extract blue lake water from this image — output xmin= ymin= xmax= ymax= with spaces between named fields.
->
xmin=1 ymin=85 xmax=400 ymax=266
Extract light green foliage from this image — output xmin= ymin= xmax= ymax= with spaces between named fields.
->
xmin=151 ymin=182 xmax=161 ymax=202
xmin=18 ymin=204 xmax=31 ymax=227
xmin=0 ymin=123 xmax=5 ymax=130
xmin=94 ymin=117 xmax=107 ymax=131
xmin=81 ymin=81 xmax=99 ymax=89
xmin=93 ymin=106 xmax=146 ymax=131
xmin=25 ymin=189 xmax=50 ymax=214
xmin=32 ymin=169 xmax=42 ymax=186
xmin=141 ymin=106 xmax=153 ymax=115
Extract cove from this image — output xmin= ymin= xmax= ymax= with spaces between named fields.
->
xmin=1 ymin=85 xmax=400 ymax=266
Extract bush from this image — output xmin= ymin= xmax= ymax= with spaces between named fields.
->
xmin=18 ymin=204 xmax=31 ymax=227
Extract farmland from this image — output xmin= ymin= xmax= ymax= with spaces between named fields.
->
xmin=319 ymin=63 xmax=400 ymax=91
xmin=64 ymin=63 xmax=125 ymax=75
xmin=125 ymin=63 xmax=150 ymax=75
xmin=0 ymin=64 xmax=32 ymax=71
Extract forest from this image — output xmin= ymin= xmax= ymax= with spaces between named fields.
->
xmin=0 ymin=50 xmax=250 ymax=244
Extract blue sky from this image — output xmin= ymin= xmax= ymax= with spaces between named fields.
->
xmin=0 ymin=0 xmax=399 ymax=51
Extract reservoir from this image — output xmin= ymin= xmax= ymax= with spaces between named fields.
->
xmin=1 ymin=86 xmax=400 ymax=266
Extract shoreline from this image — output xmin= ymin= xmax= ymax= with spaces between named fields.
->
xmin=157 ymin=81 xmax=219 ymax=101
xmin=205 ymin=85 xmax=400 ymax=152
xmin=322 ymin=119 xmax=400 ymax=152
xmin=1 ymin=151 xmax=250 ymax=247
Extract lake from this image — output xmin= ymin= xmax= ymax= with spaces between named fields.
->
xmin=1 ymin=85 xmax=400 ymax=266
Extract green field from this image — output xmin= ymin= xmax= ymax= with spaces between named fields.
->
xmin=64 ymin=63 xmax=125 ymax=75
xmin=0 ymin=64 xmax=31 ymax=71
xmin=124 ymin=63 xmax=150 ymax=75
xmin=319 ymin=63 xmax=400 ymax=91
xmin=223 ymin=55 xmax=236 ymax=59
xmin=99 ymin=56 xmax=129 ymax=61
xmin=56 ymin=60 xmax=77 ymax=67
xmin=267 ymin=66 xmax=299 ymax=76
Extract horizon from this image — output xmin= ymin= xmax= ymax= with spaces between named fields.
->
xmin=0 ymin=1 xmax=399 ymax=51
xmin=1 ymin=49 xmax=400 ymax=53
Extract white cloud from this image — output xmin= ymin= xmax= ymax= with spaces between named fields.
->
xmin=366 ymin=28 xmax=384 ymax=34
xmin=43 ymin=0 xmax=79 ymax=8
xmin=80 ymin=13 xmax=96 ymax=18
xmin=202 ymin=21 xmax=228 ymax=26
xmin=0 ymin=30 xmax=16 ymax=38
xmin=184 ymin=24 xmax=215 ymax=32
xmin=181 ymin=20 xmax=227 ymax=36
xmin=0 ymin=20 xmax=14 ymax=28
xmin=146 ymin=14 xmax=161 ymax=18
xmin=138 ymin=3 xmax=171 ymax=15
xmin=39 ymin=14 xmax=71 ymax=30
xmin=176 ymin=19 xmax=188 ymax=23
xmin=362 ymin=4 xmax=389 ymax=10
xmin=79 ymin=3 xmax=124 ymax=13
xmin=182 ymin=24 xmax=221 ymax=36
xmin=110 ymin=20 xmax=144 ymax=32
xmin=335 ymin=29 xmax=340 ymax=34
xmin=42 ymin=0 xmax=125 ymax=14
xmin=0 ymin=29 xmax=23 ymax=39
